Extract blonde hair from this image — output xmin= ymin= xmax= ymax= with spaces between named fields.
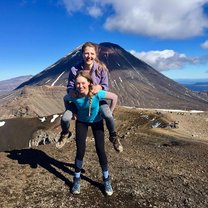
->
xmin=82 ymin=42 xmax=108 ymax=73
xmin=75 ymin=70 xmax=93 ymax=116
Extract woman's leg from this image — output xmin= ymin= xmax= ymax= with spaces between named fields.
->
xmin=61 ymin=110 xmax=73 ymax=135
xmin=91 ymin=120 xmax=107 ymax=169
xmin=99 ymin=100 xmax=115 ymax=135
xmin=99 ymin=100 xmax=123 ymax=153
xmin=61 ymin=94 xmax=77 ymax=135
xmin=72 ymin=120 xmax=88 ymax=194
xmin=75 ymin=120 xmax=88 ymax=166
xmin=56 ymin=95 xmax=77 ymax=148
xmin=91 ymin=120 xmax=113 ymax=196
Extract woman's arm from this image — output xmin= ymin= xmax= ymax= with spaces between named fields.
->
xmin=92 ymin=84 xmax=102 ymax=94
xmin=91 ymin=62 xmax=109 ymax=92
xmin=99 ymin=70 xmax=109 ymax=91
xmin=105 ymin=91 xmax=118 ymax=112
xmin=67 ymin=67 xmax=76 ymax=93
xmin=66 ymin=66 xmax=81 ymax=97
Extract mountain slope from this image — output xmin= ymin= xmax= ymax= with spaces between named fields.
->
xmin=15 ymin=42 xmax=208 ymax=110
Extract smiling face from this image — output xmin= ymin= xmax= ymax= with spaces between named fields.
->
xmin=82 ymin=46 xmax=97 ymax=69
xmin=75 ymin=75 xmax=91 ymax=95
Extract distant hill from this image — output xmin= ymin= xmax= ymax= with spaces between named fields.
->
xmin=0 ymin=75 xmax=33 ymax=96
xmin=184 ymin=82 xmax=208 ymax=92
xmin=175 ymin=79 xmax=208 ymax=92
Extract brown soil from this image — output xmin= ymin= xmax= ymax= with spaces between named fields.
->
xmin=0 ymin=107 xmax=208 ymax=208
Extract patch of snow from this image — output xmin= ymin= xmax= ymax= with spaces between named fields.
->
xmin=155 ymin=109 xmax=187 ymax=112
xmin=51 ymin=114 xmax=59 ymax=123
xmin=39 ymin=117 xmax=46 ymax=122
xmin=122 ymin=106 xmax=204 ymax=113
xmin=51 ymin=71 xmax=65 ymax=86
xmin=45 ymin=63 xmax=57 ymax=71
xmin=122 ymin=106 xmax=134 ymax=109
xmin=190 ymin=110 xmax=204 ymax=113
xmin=45 ymin=79 xmax=51 ymax=84
xmin=72 ymin=50 xmax=80 ymax=57
xmin=155 ymin=109 xmax=204 ymax=113
xmin=152 ymin=122 xmax=161 ymax=128
xmin=141 ymin=115 xmax=149 ymax=119
xmin=114 ymin=79 xmax=119 ymax=88
xmin=64 ymin=45 xmax=82 ymax=57
xmin=129 ymin=71 xmax=134 ymax=79
xmin=0 ymin=121 xmax=6 ymax=127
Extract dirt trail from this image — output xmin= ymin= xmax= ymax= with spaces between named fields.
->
xmin=0 ymin=107 xmax=207 ymax=208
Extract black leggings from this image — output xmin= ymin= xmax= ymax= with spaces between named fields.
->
xmin=75 ymin=120 xmax=108 ymax=172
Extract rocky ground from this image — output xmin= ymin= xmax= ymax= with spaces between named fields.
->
xmin=0 ymin=107 xmax=208 ymax=208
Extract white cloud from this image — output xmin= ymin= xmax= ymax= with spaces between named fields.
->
xmin=60 ymin=0 xmax=85 ymax=14
xmin=60 ymin=0 xmax=208 ymax=39
xmin=87 ymin=5 xmax=103 ymax=18
xmin=201 ymin=40 xmax=208 ymax=49
xmin=60 ymin=0 xmax=103 ymax=17
xmin=130 ymin=49 xmax=199 ymax=71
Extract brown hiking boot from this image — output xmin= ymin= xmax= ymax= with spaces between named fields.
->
xmin=109 ymin=132 xmax=123 ymax=153
xmin=56 ymin=131 xmax=74 ymax=149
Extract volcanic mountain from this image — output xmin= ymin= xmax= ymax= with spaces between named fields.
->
xmin=1 ymin=42 xmax=208 ymax=119
xmin=17 ymin=42 xmax=208 ymax=110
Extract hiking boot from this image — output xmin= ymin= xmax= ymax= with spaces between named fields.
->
xmin=103 ymin=177 xmax=113 ymax=196
xmin=113 ymin=138 xmax=123 ymax=152
xmin=109 ymin=132 xmax=123 ymax=153
xmin=71 ymin=177 xmax=81 ymax=194
xmin=56 ymin=131 xmax=73 ymax=149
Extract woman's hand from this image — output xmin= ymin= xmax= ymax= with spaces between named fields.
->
xmin=69 ymin=90 xmax=78 ymax=98
xmin=92 ymin=84 xmax=102 ymax=94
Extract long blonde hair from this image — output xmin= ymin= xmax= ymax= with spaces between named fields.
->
xmin=75 ymin=70 xmax=94 ymax=116
xmin=82 ymin=42 xmax=108 ymax=73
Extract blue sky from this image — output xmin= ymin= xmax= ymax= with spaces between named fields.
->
xmin=0 ymin=0 xmax=208 ymax=81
